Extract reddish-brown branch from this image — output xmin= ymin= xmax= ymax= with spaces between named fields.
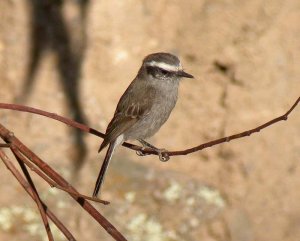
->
xmin=0 ymin=123 xmax=127 ymax=241
xmin=12 ymin=149 xmax=54 ymax=241
xmin=0 ymin=149 xmax=76 ymax=241
xmin=0 ymin=103 xmax=104 ymax=138
xmin=0 ymin=98 xmax=298 ymax=241
xmin=0 ymin=143 xmax=10 ymax=148
xmin=11 ymin=146 xmax=109 ymax=205
xmin=166 ymin=96 xmax=300 ymax=156
xmin=0 ymin=97 xmax=299 ymax=157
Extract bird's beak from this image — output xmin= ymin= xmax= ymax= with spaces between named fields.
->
xmin=177 ymin=70 xmax=194 ymax=78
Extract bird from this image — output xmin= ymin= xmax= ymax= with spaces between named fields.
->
xmin=93 ymin=52 xmax=193 ymax=197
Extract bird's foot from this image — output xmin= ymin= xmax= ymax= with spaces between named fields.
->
xmin=156 ymin=148 xmax=170 ymax=162
xmin=136 ymin=147 xmax=169 ymax=161
xmin=136 ymin=146 xmax=151 ymax=157
xmin=136 ymin=139 xmax=170 ymax=161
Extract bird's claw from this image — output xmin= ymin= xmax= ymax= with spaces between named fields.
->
xmin=136 ymin=147 xmax=149 ymax=156
xmin=136 ymin=146 xmax=170 ymax=162
xmin=157 ymin=149 xmax=170 ymax=162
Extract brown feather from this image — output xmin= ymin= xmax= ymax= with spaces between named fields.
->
xmin=98 ymin=84 xmax=156 ymax=152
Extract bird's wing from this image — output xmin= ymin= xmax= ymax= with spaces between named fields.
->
xmin=98 ymin=83 xmax=156 ymax=152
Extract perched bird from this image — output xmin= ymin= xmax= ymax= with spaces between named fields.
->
xmin=93 ymin=52 xmax=193 ymax=197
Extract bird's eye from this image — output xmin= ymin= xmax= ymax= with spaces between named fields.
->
xmin=146 ymin=66 xmax=156 ymax=77
xmin=161 ymin=69 xmax=168 ymax=75
xmin=146 ymin=66 xmax=170 ymax=78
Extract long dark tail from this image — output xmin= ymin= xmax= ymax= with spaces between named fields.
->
xmin=93 ymin=141 xmax=117 ymax=197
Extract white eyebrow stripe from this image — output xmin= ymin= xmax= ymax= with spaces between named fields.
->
xmin=147 ymin=61 xmax=181 ymax=72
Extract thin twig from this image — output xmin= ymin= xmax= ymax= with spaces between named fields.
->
xmin=0 ymin=149 xmax=76 ymax=241
xmin=0 ymin=143 xmax=10 ymax=148
xmin=0 ymin=124 xmax=127 ymax=241
xmin=165 ymin=96 xmax=300 ymax=156
xmin=0 ymin=97 xmax=299 ymax=157
xmin=0 ymin=98 xmax=298 ymax=241
xmin=0 ymin=103 xmax=104 ymax=137
xmin=12 ymin=148 xmax=54 ymax=241
xmin=11 ymin=146 xmax=109 ymax=205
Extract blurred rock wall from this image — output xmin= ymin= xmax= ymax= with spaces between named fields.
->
xmin=0 ymin=0 xmax=300 ymax=241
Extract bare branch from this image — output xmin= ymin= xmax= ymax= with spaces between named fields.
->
xmin=165 ymin=96 xmax=300 ymax=156
xmin=11 ymin=146 xmax=109 ymax=205
xmin=0 ymin=123 xmax=127 ymax=241
xmin=0 ymin=149 xmax=76 ymax=241
xmin=0 ymin=97 xmax=299 ymax=157
xmin=12 ymin=148 xmax=54 ymax=241
xmin=0 ymin=143 xmax=10 ymax=148
xmin=0 ymin=103 xmax=104 ymax=137
xmin=0 ymin=97 xmax=298 ymax=240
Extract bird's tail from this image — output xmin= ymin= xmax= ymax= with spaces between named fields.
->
xmin=93 ymin=140 xmax=117 ymax=197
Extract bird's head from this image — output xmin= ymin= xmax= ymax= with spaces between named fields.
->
xmin=139 ymin=52 xmax=194 ymax=81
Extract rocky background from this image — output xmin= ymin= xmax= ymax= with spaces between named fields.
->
xmin=0 ymin=0 xmax=300 ymax=240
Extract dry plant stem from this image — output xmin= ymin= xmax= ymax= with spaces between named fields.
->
xmin=0 ymin=99 xmax=298 ymax=241
xmin=0 ymin=124 xmax=127 ymax=241
xmin=12 ymin=149 xmax=54 ymax=241
xmin=0 ymin=103 xmax=105 ymax=138
xmin=0 ymin=143 xmax=10 ymax=148
xmin=0 ymin=96 xmax=299 ymax=157
xmin=0 ymin=149 xmax=76 ymax=241
xmin=11 ymin=146 xmax=109 ymax=205
xmin=167 ymin=96 xmax=300 ymax=156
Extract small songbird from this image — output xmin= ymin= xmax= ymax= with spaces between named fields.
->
xmin=93 ymin=52 xmax=193 ymax=197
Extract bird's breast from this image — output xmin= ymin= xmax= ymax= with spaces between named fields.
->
xmin=125 ymin=82 xmax=179 ymax=140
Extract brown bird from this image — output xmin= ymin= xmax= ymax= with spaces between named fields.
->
xmin=93 ymin=52 xmax=193 ymax=197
